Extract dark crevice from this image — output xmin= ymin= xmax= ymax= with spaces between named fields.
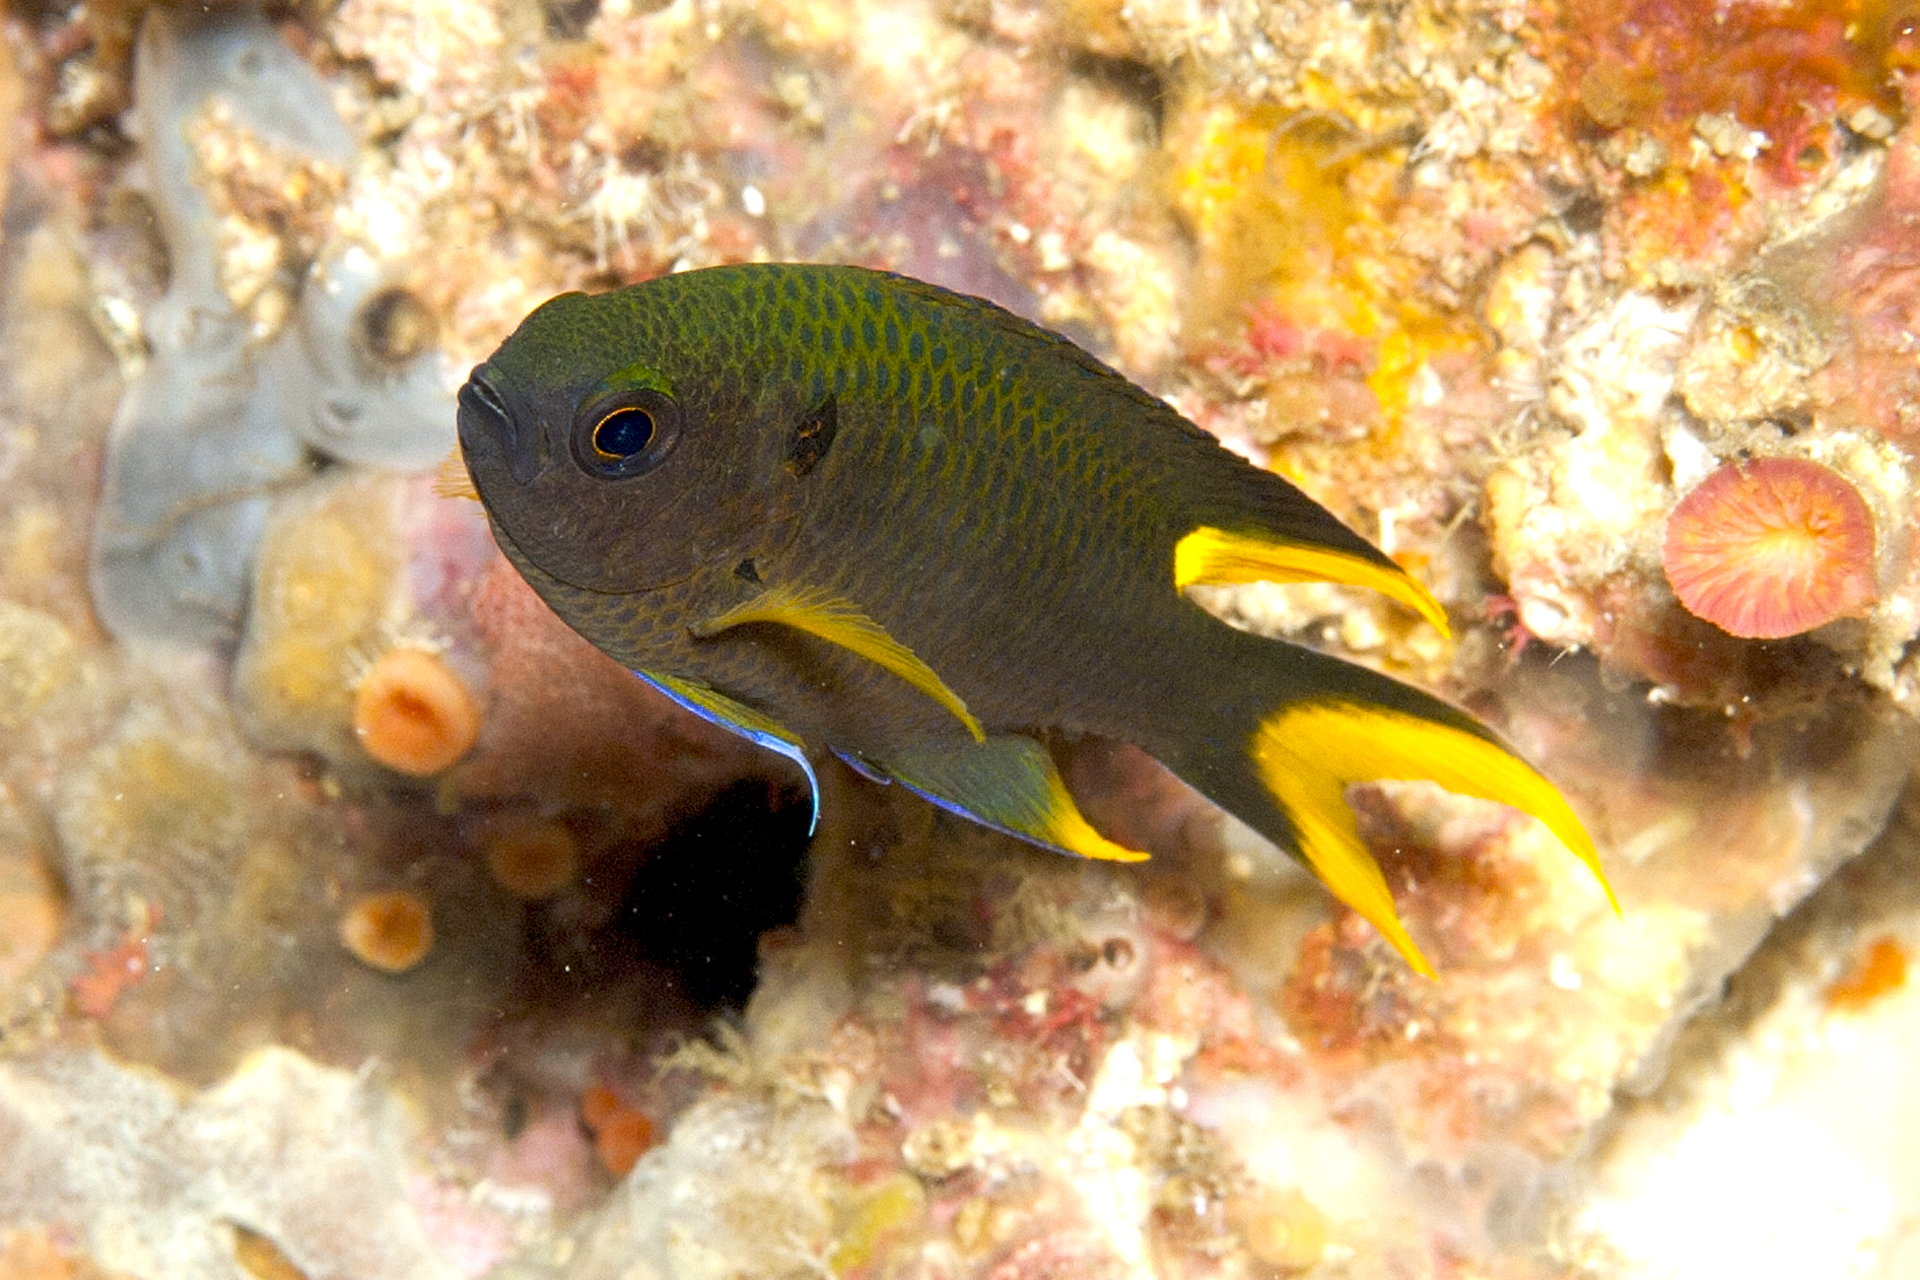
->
xmin=1066 ymin=49 xmax=1169 ymax=139
xmin=610 ymin=779 xmax=813 ymax=1011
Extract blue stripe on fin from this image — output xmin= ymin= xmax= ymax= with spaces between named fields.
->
xmin=877 ymin=735 xmax=1145 ymax=863
xmin=631 ymin=668 xmax=820 ymax=835
xmin=889 ymin=770 xmax=1062 ymax=851
xmin=832 ymin=749 xmax=892 ymax=785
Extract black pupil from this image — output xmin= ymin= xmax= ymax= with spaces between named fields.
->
xmin=595 ymin=407 xmax=655 ymax=458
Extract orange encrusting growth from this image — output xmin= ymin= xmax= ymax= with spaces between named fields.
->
xmin=1823 ymin=935 xmax=1908 ymax=1011
xmin=582 ymin=1084 xmax=656 ymax=1177
xmin=1169 ymin=102 xmax=1488 ymax=437
xmin=353 ymin=646 xmax=483 ymax=776
xmin=338 ymin=890 xmax=435 ymax=973
xmin=1662 ymin=457 xmax=1877 ymax=639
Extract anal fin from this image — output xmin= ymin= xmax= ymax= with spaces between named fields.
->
xmin=877 ymin=735 xmax=1146 ymax=863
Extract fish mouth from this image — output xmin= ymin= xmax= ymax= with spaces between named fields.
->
xmin=456 ymin=366 xmax=542 ymax=487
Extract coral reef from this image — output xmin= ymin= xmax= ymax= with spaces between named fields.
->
xmin=482 ymin=815 xmax=583 ymax=901
xmin=0 ymin=0 xmax=1918 ymax=1276
xmin=351 ymin=647 xmax=483 ymax=777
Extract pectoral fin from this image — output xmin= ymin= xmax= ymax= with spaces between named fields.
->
xmin=693 ymin=584 xmax=984 ymax=741
xmin=633 ymin=668 xmax=821 ymax=834
xmin=1175 ymin=525 xmax=1450 ymax=638
xmin=435 ymin=447 xmax=480 ymax=501
xmin=875 ymin=734 xmax=1146 ymax=863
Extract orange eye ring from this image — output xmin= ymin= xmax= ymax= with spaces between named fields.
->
xmin=593 ymin=406 xmax=656 ymax=460
xmin=572 ymin=386 xmax=682 ymax=478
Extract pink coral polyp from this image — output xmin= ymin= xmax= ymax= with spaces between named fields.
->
xmin=1662 ymin=457 xmax=1878 ymax=639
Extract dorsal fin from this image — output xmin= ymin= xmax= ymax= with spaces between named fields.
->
xmin=1175 ymin=525 xmax=1450 ymax=636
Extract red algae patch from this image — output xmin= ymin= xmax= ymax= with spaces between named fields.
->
xmin=352 ymin=646 xmax=481 ymax=776
xmin=338 ymin=890 xmax=435 ymax=973
xmin=1560 ymin=0 xmax=1896 ymax=187
xmin=1661 ymin=457 xmax=1877 ymax=639
xmin=70 ymin=932 xmax=150 ymax=1020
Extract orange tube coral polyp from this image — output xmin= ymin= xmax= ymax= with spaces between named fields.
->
xmin=1662 ymin=457 xmax=1878 ymax=640
xmin=353 ymin=646 xmax=482 ymax=776
xmin=483 ymin=816 xmax=581 ymax=900
xmin=338 ymin=890 xmax=435 ymax=973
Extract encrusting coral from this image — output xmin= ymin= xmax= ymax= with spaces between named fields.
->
xmin=1663 ymin=456 xmax=1879 ymax=638
xmin=480 ymin=814 xmax=583 ymax=901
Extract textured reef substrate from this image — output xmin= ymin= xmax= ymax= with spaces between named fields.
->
xmin=2 ymin=1 xmax=1920 ymax=1276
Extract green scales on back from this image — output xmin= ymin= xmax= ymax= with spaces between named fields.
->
xmin=456 ymin=262 xmax=1613 ymax=975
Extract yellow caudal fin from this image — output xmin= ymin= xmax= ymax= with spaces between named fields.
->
xmin=1174 ymin=525 xmax=1450 ymax=638
xmin=1249 ymin=699 xmax=1615 ymax=976
xmin=694 ymin=583 xmax=985 ymax=742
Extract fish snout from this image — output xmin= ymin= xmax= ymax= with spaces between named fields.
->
xmin=457 ymin=367 xmax=543 ymax=486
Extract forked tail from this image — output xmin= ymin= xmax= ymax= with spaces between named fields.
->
xmin=1160 ymin=626 xmax=1614 ymax=976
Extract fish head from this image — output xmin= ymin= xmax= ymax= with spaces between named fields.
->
xmin=458 ymin=287 xmax=803 ymax=594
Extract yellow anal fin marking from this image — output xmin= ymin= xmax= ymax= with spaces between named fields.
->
xmin=1252 ymin=700 xmax=1616 ymax=978
xmin=1175 ymin=526 xmax=1451 ymax=638
xmin=435 ymin=447 xmax=480 ymax=501
xmin=694 ymin=584 xmax=984 ymax=742
xmin=881 ymin=734 xmax=1147 ymax=863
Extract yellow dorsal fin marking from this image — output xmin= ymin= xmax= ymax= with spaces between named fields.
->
xmin=1175 ymin=526 xmax=1451 ymax=638
xmin=435 ymin=448 xmax=480 ymax=501
xmin=696 ymin=585 xmax=985 ymax=742
xmin=1252 ymin=700 xmax=1617 ymax=978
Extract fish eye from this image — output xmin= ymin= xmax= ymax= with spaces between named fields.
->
xmin=572 ymin=388 xmax=681 ymax=478
xmin=593 ymin=407 xmax=655 ymax=459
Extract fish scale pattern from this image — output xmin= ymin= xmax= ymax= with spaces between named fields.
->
xmin=481 ymin=263 xmax=1235 ymax=749
xmin=885 ymin=272 xmax=1221 ymax=707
